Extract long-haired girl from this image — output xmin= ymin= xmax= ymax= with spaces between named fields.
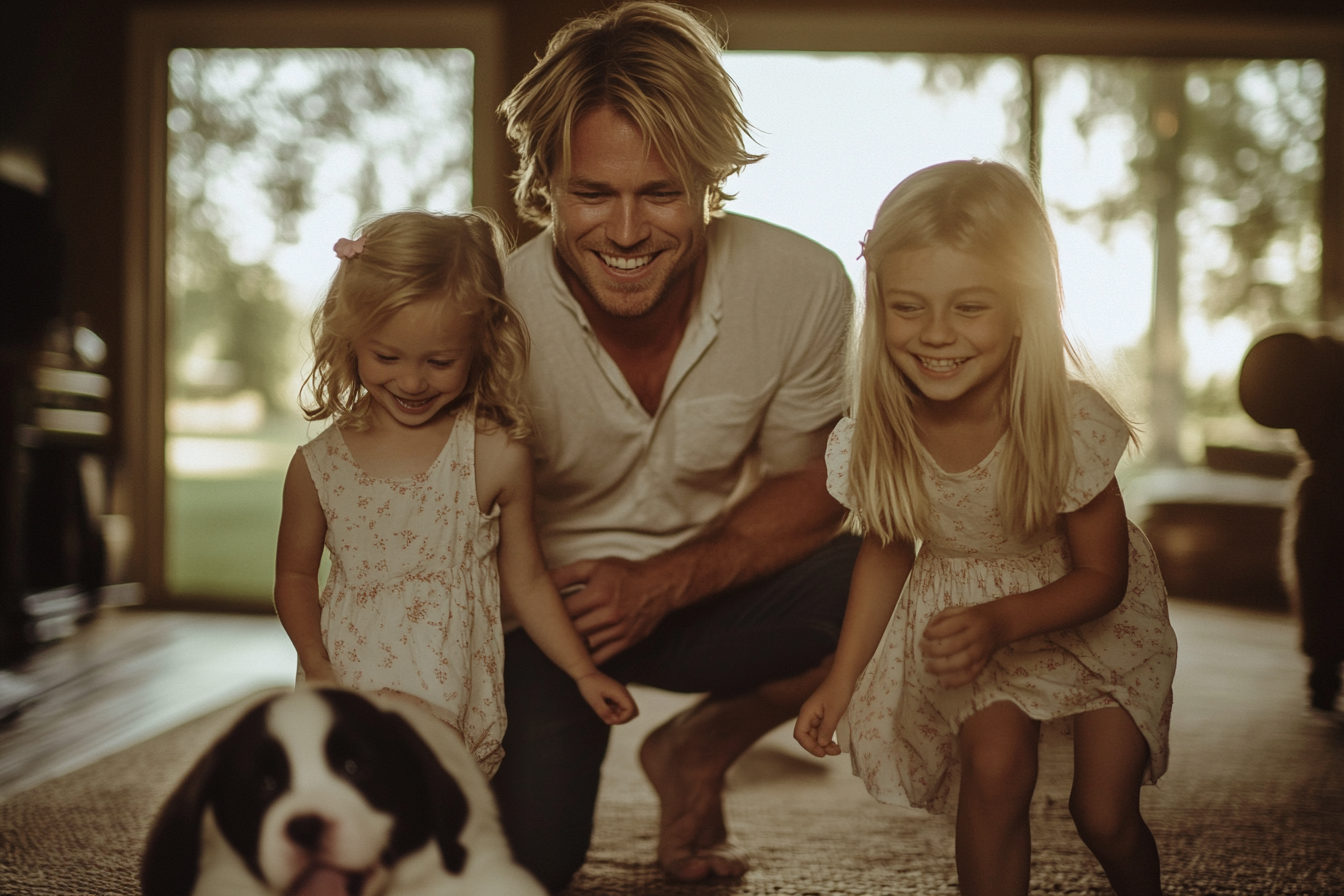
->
xmin=794 ymin=161 xmax=1176 ymax=896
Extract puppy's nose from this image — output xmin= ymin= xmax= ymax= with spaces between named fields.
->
xmin=286 ymin=814 xmax=326 ymax=850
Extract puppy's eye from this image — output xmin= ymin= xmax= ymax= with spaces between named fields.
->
xmin=261 ymin=775 xmax=279 ymax=793
xmin=343 ymin=759 xmax=359 ymax=778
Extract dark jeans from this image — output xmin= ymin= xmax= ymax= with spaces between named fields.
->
xmin=491 ymin=533 xmax=861 ymax=891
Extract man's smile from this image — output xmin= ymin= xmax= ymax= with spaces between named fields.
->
xmin=599 ymin=252 xmax=655 ymax=271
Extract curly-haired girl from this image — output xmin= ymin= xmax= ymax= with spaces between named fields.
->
xmin=275 ymin=210 xmax=635 ymax=776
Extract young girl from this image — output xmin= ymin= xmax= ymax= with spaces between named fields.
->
xmin=275 ymin=210 xmax=636 ymax=777
xmin=794 ymin=161 xmax=1177 ymax=896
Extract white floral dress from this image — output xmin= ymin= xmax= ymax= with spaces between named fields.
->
xmin=301 ymin=409 xmax=507 ymax=776
xmin=826 ymin=382 xmax=1177 ymax=812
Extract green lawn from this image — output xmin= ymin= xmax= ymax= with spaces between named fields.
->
xmin=165 ymin=413 xmax=327 ymax=603
xmin=166 ymin=473 xmax=286 ymax=601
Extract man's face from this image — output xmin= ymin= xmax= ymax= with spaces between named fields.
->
xmin=550 ymin=105 xmax=708 ymax=319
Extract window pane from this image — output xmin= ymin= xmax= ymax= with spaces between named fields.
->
xmin=722 ymin=51 xmax=1028 ymax=291
xmin=1038 ymin=55 xmax=1324 ymax=462
xmin=721 ymin=50 xmax=1323 ymax=469
xmin=164 ymin=47 xmax=474 ymax=600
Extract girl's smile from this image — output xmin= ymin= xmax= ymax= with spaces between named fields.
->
xmin=354 ymin=298 xmax=476 ymax=428
xmin=913 ymin=355 xmax=968 ymax=374
xmin=391 ymin=394 xmax=435 ymax=413
xmin=878 ymin=244 xmax=1020 ymax=414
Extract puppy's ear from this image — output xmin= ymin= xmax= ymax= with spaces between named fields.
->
xmin=383 ymin=711 xmax=470 ymax=874
xmin=140 ymin=700 xmax=274 ymax=896
xmin=139 ymin=736 xmax=219 ymax=896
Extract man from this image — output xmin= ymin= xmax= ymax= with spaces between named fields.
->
xmin=492 ymin=2 xmax=861 ymax=888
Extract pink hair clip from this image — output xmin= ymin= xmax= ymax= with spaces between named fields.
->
xmin=333 ymin=236 xmax=366 ymax=259
xmin=857 ymin=229 xmax=872 ymax=261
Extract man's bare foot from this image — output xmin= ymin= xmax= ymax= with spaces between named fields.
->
xmin=639 ymin=710 xmax=749 ymax=881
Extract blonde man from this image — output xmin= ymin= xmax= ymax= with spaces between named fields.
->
xmin=493 ymin=2 xmax=859 ymax=888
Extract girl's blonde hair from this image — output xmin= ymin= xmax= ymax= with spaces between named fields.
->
xmin=850 ymin=159 xmax=1133 ymax=544
xmin=302 ymin=209 xmax=532 ymax=441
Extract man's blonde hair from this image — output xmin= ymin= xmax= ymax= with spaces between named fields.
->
xmin=848 ymin=159 xmax=1134 ymax=544
xmin=302 ymin=209 xmax=532 ymax=440
xmin=498 ymin=0 xmax=763 ymax=225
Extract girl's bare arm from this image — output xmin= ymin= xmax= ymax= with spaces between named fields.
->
xmin=795 ymin=533 xmax=915 ymax=756
xmin=274 ymin=450 xmax=335 ymax=682
xmin=830 ymin=533 xmax=918 ymax=690
xmin=922 ymin=477 xmax=1130 ymax=687
xmin=490 ymin=435 xmax=637 ymax=724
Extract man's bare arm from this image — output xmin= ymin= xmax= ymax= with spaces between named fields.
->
xmin=556 ymin=430 xmax=844 ymax=664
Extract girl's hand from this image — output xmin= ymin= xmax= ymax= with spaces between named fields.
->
xmin=301 ymin=655 xmax=340 ymax=686
xmin=576 ymin=671 xmax=639 ymax=725
xmin=921 ymin=604 xmax=1002 ymax=687
xmin=793 ymin=679 xmax=850 ymax=758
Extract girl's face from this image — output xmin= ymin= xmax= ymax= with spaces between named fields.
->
xmin=354 ymin=297 xmax=476 ymax=428
xmin=877 ymin=244 xmax=1019 ymax=413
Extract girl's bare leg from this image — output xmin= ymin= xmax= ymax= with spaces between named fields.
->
xmin=1070 ymin=706 xmax=1162 ymax=896
xmin=956 ymin=701 xmax=1041 ymax=896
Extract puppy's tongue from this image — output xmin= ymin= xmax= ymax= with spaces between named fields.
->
xmin=293 ymin=867 xmax=364 ymax=896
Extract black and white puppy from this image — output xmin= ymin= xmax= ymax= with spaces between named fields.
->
xmin=141 ymin=686 xmax=544 ymax=896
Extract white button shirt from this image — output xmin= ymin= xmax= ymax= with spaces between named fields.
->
xmin=506 ymin=213 xmax=854 ymax=568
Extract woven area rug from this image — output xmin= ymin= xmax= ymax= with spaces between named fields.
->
xmin=575 ymin=600 xmax=1344 ymax=896
xmin=2 ymin=600 xmax=1342 ymax=895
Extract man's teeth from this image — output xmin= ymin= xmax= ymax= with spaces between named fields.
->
xmin=601 ymin=253 xmax=653 ymax=271
xmin=919 ymin=357 xmax=963 ymax=372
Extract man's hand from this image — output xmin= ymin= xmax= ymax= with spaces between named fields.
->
xmin=552 ymin=557 xmax=682 ymax=665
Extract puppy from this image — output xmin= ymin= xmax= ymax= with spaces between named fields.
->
xmin=141 ymin=686 xmax=544 ymax=896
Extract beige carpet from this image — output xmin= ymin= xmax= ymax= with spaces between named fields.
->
xmin=2 ymin=599 xmax=1342 ymax=895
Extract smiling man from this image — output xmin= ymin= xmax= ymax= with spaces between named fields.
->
xmin=492 ymin=2 xmax=860 ymax=889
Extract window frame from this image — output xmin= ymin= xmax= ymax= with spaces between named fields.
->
xmin=123 ymin=4 xmax=505 ymax=607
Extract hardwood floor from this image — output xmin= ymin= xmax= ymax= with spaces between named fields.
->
xmin=0 ymin=607 xmax=296 ymax=802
